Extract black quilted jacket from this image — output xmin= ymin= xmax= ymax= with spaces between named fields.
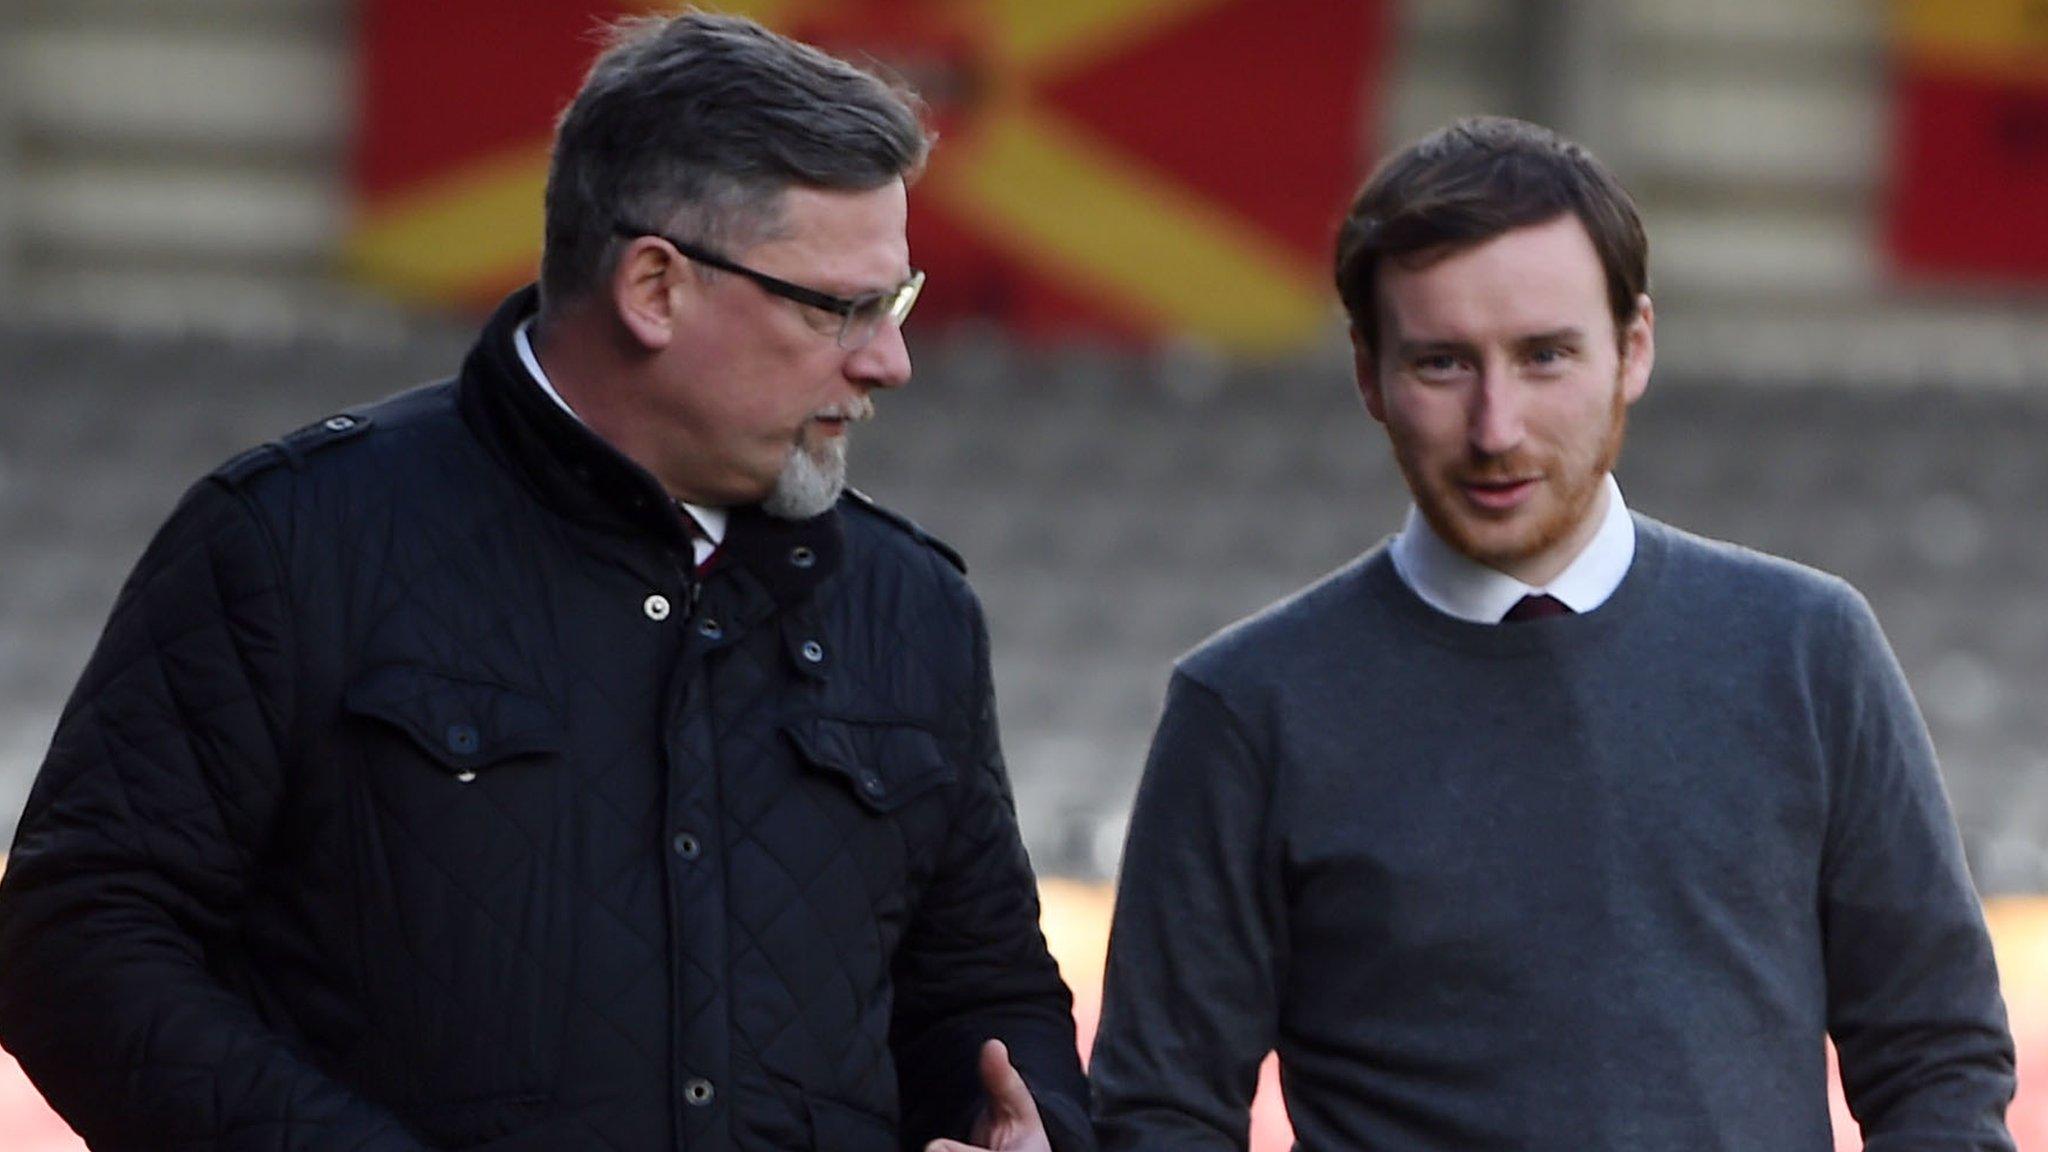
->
xmin=0 ymin=287 xmax=1094 ymax=1152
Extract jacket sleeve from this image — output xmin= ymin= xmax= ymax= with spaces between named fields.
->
xmin=0 ymin=478 xmax=432 ymax=1151
xmin=1089 ymin=672 xmax=1281 ymax=1152
xmin=890 ymin=588 xmax=1094 ymax=1152
xmin=1818 ymin=588 xmax=2016 ymax=1151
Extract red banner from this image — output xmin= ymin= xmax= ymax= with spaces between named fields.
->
xmin=1887 ymin=0 xmax=2048 ymax=283
xmin=349 ymin=1 xmax=1389 ymax=351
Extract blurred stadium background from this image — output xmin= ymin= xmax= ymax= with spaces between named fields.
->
xmin=1 ymin=0 xmax=2044 ymax=1148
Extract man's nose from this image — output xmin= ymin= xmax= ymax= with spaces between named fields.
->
xmin=846 ymin=320 xmax=912 ymax=390
xmin=1468 ymin=374 xmax=1524 ymax=457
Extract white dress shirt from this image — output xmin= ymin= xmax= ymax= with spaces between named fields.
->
xmin=1389 ymin=472 xmax=1635 ymax=624
xmin=516 ymin=318 xmax=725 ymax=566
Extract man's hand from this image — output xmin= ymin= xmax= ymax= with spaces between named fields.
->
xmin=924 ymin=1038 xmax=1052 ymax=1152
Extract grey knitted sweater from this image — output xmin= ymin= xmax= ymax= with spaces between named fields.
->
xmin=1091 ymin=515 xmax=2014 ymax=1151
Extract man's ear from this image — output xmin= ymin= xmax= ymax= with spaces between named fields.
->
xmin=610 ymin=236 xmax=684 ymax=352
xmin=1352 ymin=329 xmax=1388 ymax=425
xmin=1619 ymin=293 xmax=1655 ymax=406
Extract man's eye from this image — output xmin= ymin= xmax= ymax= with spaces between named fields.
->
xmin=1530 ymin=341 xmax=1588 ymax=370
xmin=845 ymin=294 xmax=888 ymax=323
xmin=797 ymin=305 xmax=843 ymax=334
xmin=1414 ymin=354 xmax=1464 ymax=376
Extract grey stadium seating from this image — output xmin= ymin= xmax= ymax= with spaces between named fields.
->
xmin=3 ymin=328 xmax=2044 ymax=892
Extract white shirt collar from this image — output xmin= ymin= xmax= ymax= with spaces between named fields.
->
xmin=515 ymin=318 xmax=727 ymax=558
xmin=1390 ymin=473 xmax=1635 ymax=624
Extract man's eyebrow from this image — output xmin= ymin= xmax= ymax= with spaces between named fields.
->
xmin=823 ymin=270 xmax=916 ymax=302
xmin=1392 ymin=337 xmax=1478 ymax=358
xmin=1514 ymin=327 xmax=1587 ymax=348
xmin=1391 ymin=328 xmax=1590 ymax=358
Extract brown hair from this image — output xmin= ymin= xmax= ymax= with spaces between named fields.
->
xmin=1335 ymin=116 xmax=1648 ymax=353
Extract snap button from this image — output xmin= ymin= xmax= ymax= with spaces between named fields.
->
xmin=788 ymin=545 xmax=816 ymax=569
xmin=672 ymin=831 xmax=701 ymax=860
xmin=698 ymin=618 xmax=723 ymax=639
xmin=683 ymin=1078 xmax=715 ymax=1106
xmin=455 ymin=770 xmax=477 ymax=784
xmin=800 ymin=640 xmax=824 ymax=663
xmin=321 ymin=415 xmax=356 ymax=432
xmin=445 ymin=724 xmax=479 ymax=756
xmin=858 ymin=771 xmax=884 ymax=797
xmin=644 ymin=594 xmax=670 ymax=621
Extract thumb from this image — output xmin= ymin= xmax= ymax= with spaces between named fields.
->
xmin=977 ymin=1038 xmax=1042 ymax=1124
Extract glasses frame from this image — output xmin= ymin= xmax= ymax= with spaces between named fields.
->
xmin=612 ymin=223 xmax=923 ymax=349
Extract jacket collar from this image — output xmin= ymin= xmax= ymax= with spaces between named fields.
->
xmin=457 ymin=284 xmax=843 ymax=606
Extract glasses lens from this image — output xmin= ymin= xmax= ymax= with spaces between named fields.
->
xmin=836 ymin=271 xmax=925 ymax=350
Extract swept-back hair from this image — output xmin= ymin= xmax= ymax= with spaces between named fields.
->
xmin=540 ymin=10 xmax=932 ymax=308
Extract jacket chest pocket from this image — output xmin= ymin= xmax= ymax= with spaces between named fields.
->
xmin=782 ymin=716 xmax=958 ymax=888
xmin=784 ymin=717 xmax=954 ymax=812
xmin=344 ymin=664 xmax=561 ymax=784
xmin=336 ymin=664 xmax=571 ymax=1106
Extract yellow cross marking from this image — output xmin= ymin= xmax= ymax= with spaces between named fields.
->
xmin=348 ymin=0 xmax=1338 ymax=350
xmin=346 ymin=144 xmax=551 ymax=301
xmin=1897 ymin=0 xmax=2048 ymax=83
xmin=925 ymin=102 xmax=1331 ymax=350
xmin=982 ymin=0 xmax=1236 ymax=74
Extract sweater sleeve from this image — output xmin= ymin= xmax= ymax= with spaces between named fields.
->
xmin=1817 ymin=587 xmax=2015 ymax=1151
xmin=1090 ymin=671 xmax=1284 ymax=1152
xmin=0 ymin=479 xmax=432 ymax=1151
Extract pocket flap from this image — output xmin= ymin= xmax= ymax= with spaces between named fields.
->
xmin=783 ymin=717 xmax=955 ymax=813
xmin=345 ymin=664 xmax=560 ymax=775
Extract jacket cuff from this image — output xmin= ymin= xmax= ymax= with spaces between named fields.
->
xmin=1034 ymin=1088 xmax=1099 ymax=1152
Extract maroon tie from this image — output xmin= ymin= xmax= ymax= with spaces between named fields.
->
xmin=1503 ymin=594 xmax=1572 ymax=623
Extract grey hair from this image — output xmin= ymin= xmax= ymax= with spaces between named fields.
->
xmin=539 ymin=10 xmax=932 ymax=309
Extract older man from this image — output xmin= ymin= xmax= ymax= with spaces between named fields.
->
xmin=0 ymin=13 xmax=1089 ymax=1151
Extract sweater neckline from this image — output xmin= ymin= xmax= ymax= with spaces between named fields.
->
xmin=1360 ymin=514 xmax=1669 ymax=657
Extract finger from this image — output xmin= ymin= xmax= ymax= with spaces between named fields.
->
xmin=977 ymin=1038 xmax=1043 ymax=1124
xmin=925 ymin=1142 xmax=977 ymax=1152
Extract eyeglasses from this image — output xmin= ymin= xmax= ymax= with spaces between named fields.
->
xmin=613 ymin=224 xmax=924 ymax=350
